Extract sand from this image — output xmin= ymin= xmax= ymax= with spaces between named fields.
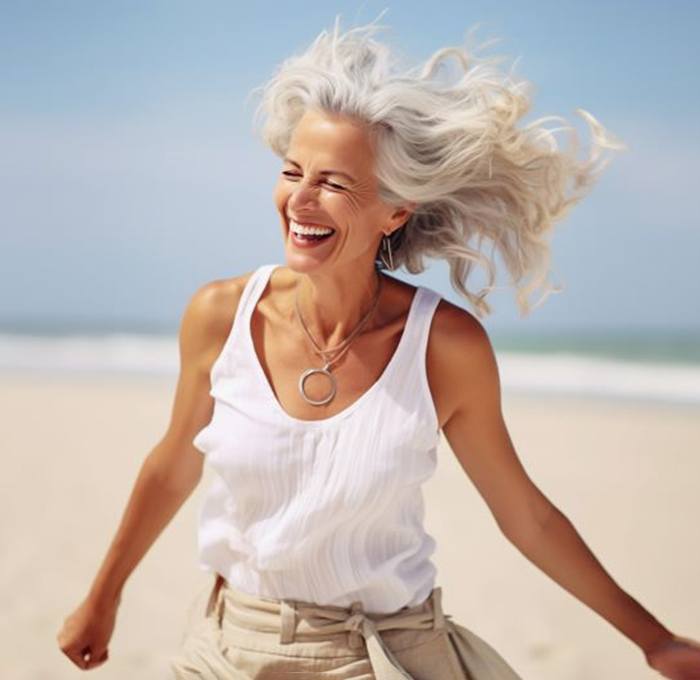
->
xmin=3 ymin=371 xmax=699 ymax=679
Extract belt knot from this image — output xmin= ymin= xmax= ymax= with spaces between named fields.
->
xmin=344 ymin=601 xmax=367 ymax=648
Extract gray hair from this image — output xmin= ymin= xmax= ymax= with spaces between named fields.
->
xmin=249 ymin=13 xmax=626 ymax=318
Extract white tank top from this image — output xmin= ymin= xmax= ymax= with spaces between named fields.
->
xmin=193 ymin=263 xmax=443 ymax=614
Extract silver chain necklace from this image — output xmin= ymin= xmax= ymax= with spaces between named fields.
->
xmin=293 ymin=272 xmax=384 ymax=406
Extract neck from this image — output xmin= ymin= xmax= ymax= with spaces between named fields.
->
xmin=292 ymin=264 xmax=384 ymax=345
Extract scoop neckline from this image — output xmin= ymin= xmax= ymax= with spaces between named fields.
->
xmin=245 ymin=263 xmax=423 ymax=428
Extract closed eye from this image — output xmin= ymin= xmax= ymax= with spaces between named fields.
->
xmin=281 ymin=171 xmax=346 ymax=191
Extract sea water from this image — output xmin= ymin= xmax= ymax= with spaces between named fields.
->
xmin=1 ymin=323 xmax=698 ymax=405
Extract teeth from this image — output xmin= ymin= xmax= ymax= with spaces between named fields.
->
xmin=290 ymin=220 xmax=334 ymax=236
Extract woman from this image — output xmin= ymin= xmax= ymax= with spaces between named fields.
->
xmin=57 ymin=15 xmax=700 ymax=679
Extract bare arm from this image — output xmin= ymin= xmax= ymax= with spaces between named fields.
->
xmin=438 ymin=308 xmax=674 ymax=659
xmin=58 ymin=277 xmax=249 ymax=670
xmin=86 ymin=278 xmax=240 ymax=607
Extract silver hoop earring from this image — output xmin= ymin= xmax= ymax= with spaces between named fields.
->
xmin=381 ymin=234 xmax=394 ymax=270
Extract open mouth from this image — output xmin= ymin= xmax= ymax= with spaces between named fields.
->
xmin=288 ymin=219 xmax=336 ymax=247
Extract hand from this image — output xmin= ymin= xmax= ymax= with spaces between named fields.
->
xmin=645 ymin=634 xmax=700 ymax=680
xmin=57 ymin=595 xmax=120 ymax=670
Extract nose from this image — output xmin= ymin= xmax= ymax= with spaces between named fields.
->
xmin=288 ymin=178 xmax=320 ymax=211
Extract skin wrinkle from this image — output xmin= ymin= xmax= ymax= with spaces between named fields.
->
xmin=283 ymin=157 xmax=358 ymax=187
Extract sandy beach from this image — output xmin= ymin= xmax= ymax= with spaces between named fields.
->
xmin=3 ymin=371 xmax=699 ymax=679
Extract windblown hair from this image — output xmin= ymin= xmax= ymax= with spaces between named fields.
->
xmin=248 ymin=12 xmax=626 ymax=318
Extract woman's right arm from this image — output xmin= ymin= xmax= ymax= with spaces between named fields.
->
xmin=57 ymin=277 xmax=246 ymax=670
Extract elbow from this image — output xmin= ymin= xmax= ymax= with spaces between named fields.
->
xmin=499 ymin=498 xmax=561 ymax=549
xmin=144 ymin=449 xmax=203 ymax=495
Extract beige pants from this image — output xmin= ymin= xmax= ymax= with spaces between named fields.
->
xmin=169 ymin=574 xmax=523 ymax=679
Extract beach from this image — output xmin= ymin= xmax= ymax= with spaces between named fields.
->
xmin=3 ymin=371 xmax=699 ymax=679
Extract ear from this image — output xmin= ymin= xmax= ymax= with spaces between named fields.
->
xmin=387 ymin=201 xmax=416 ymax=234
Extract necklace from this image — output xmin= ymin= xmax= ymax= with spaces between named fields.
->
xmin=294 ymin=272 xmax=384 ymax=406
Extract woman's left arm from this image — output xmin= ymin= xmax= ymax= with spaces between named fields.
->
xmin=435 ymin=307 xmax=700 ymax=678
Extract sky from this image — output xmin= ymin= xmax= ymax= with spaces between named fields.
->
xmin=1 ymin=0 xmax=698 ymax=334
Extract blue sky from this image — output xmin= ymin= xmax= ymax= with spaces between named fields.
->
xmin=1 ymin=0 xmax=698 ymax=333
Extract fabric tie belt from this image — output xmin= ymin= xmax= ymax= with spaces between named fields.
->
xmin=175 ymin=573 xmax=524 ymax=680
xmin=274 ymin=584 xmax=446 ymax=679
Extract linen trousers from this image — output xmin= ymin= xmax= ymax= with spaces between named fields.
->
xmin=169 ymin=574 xmax=524 ymax=680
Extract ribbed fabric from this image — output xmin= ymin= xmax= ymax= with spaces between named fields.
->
xmin=192 ymin=263 xmax=443 ymax=615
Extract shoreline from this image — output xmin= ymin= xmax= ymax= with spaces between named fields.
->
xmin=3 ymin=368 xmax=700 ymax=413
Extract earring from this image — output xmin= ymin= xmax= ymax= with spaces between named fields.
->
xmin=381 ymin=233 xmax=394 ymax=270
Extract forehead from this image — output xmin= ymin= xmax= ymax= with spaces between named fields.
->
xmin=286 ymin=109 xmax=375 ymax=175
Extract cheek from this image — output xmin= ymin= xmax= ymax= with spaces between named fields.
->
xmin=329 ymin=192 xmax=361 ymax=219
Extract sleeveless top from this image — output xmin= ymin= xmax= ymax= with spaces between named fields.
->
xmin=192 ymin=263 xmax=443 ymax=614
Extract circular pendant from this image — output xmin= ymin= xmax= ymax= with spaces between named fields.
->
xmin=298 ymin=366 xmax=337 ymax=406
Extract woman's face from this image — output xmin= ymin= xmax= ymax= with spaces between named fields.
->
xmin=273 ymin=107 xmax=408 ymax=272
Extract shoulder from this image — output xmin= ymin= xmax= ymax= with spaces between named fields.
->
xmin=183 ymin=272 xmax=254 ymax=335
xmin=178 ymin=270 xmax=256 ymax=367
xmin=431 ymin=296 xmax=493 ymax=355
xmin=427 ymin=295 xmax=501 ymax=422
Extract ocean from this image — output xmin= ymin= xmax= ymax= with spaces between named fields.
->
xmin=1 ymin=324 xmax=698 ymax=406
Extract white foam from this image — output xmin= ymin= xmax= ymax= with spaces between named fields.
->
xmin=498 ymin=352 xmax=700 ymax=405
xmin=1 ymin=334 xmax=699 ymax=405
xmin=0 ymin=333 xmax=178 ymax=375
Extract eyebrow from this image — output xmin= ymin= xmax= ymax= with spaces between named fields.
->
xmin=283 ymin=157 xmax=356 ymax=184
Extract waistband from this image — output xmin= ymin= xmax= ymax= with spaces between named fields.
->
xmin=204 ymin=574 xmax=447 ymax=680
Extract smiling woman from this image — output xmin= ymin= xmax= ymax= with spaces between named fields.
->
xmin=56 ymin=9 xmax=700 ymax=680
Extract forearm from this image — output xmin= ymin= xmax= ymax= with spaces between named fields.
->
xmin=86 ymin=455 xmax=196 ymax=607
xmin=506 ymin=506 xmax=674 ymax=655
